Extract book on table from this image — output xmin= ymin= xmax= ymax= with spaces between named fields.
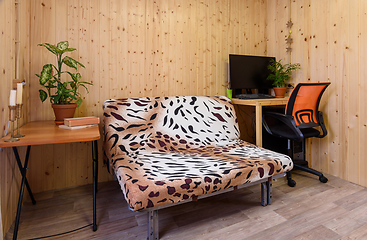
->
xmin=64 ymin=116 xmax=100 ymax=127
xmin=59 ymin=124 xmax=97 ymax=130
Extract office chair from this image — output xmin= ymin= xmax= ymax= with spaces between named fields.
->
xmin=263 ymin=82 xmax=330 ymax=187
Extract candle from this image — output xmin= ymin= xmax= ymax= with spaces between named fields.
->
xmin=9 ymin=90 xmax=16 ymax=106
xmin=16 ymin=83 xmax=23 ymax=104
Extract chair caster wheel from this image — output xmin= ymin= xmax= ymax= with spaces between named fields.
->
xmin=319 ymin=175 xmax=328 ymax=183
xmin=288 ymin=179 xmax=296 ymax=187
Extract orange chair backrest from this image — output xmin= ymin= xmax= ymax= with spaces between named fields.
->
xmin=285 ymin=82 xmax=330 ymax=126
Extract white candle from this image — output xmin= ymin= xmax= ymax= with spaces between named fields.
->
xmin=16 ymin=83 xmax=23 ymax=104
xmin=9 ymin=90 xmax=16 ymax=106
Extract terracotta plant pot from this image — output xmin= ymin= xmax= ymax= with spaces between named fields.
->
xmin=273 ymin=87 xmax=287 ymax=98
xmin=52 ymin=104 xmax=77 ymax=125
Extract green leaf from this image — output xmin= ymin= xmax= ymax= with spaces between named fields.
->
xmin=57 ymin=41 xmax=69 ymax=51
xmin=67 ymin=93 xmax=77 ymax=100
xmin=64 ymin=47 xmax=76 ymax=53
xmin=53 ymin=93 xmax=61 ymax=104
xmin=63 ymin=56 xmax=78 ymax=70
xmin=39 ymin=89 xmax=48 ymax=102
xmin=79 ymin=81 xmax=93 ymax=86
xmin=66 ymin=72 xmax=77 ymax=81
xmin=76 ymin=60 xmax=85 ymax=68
xmin=79 ymin=83 xmax=90 ymax=93
xmin=63 ymin=56 xmax=85 ymax=69
xmin=39 ymin=64 xmax=53 ymax=85
xmin=75 ymin=72 xmax=81 ymax=81
xmin=38 ymin=43 xmax=61 ymax=55
xmin=76 ymin=98 xmax=83 ymax=108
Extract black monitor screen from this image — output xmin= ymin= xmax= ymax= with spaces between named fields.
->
xmin=229 ymin=54 xmax=275 ymax=90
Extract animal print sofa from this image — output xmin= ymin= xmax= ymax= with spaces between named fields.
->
xmin=103 ymin=96 xmax=293 ymax=239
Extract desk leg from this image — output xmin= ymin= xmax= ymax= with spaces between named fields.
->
xmin=92 ymin=140 xmax=98 ymax=231
xmin=255 ymin=104 xmax=263 ymax=147
xmin=12 ymin=145 xmax=35 ymax=240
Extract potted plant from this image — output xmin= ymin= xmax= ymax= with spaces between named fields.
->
xmin=267 ymin=59 xmax=300 ymax=98
xmin=36 ymin=41 xmax=92 ymax=124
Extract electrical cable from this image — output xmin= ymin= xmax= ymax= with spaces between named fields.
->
xmin=27 ymin=223 xmax=92 ymax=240
xmin=5 ymin=120 xmax=10 ymax=136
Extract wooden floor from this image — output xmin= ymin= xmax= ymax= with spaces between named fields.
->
xmin=5 ymin=170 xmax=367 ymax=240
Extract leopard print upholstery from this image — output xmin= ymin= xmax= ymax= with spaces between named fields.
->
xmin=103 ymin=96 xmax=293 ymax=211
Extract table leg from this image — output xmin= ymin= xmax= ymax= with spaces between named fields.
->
xmin=92 ymin=140 xmax=98 ymax=231
xmin=12 ymin=145 xmax=35 ymax=240
xmin=12 ymin=146 xmax=36 ymax=205
xmin=255 ymin=103 xmax=263 ymax=147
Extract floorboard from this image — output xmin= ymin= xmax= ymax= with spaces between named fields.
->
xmin=4 ymin=170 xmax=367 ymax=240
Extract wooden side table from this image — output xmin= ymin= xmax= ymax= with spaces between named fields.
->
xmin=231 ymin=97 xmax=288 ymax=147
xmin=0 ymin=121 xmax=100 ymax=239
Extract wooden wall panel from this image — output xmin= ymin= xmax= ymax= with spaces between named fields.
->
xmin=3 ymin=0 xmax=367 ymax=237
xmin=266 ymin=0 xmax=367 ymax=187
xmin=359 ymin=0 xmax=367 ymax=187
xmin=0 ymin=0 xmax=14 ymax=236
xmin=0 ymin=0 xmax=30 ymax=236
xmin=3 ymin=0 xmax=367 ymax=236
xmin=22 ymin=0 xmax=267 ymax=193
xmin=0 ymin=0 xmax=261 ymax=236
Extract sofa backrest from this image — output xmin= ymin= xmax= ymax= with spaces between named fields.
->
xmin=103 ymin=96 xmax=239 ymax=164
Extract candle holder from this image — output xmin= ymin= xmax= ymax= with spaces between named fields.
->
xmin=14 ymin=104 xmax=25 ymax=138
xmin=4 ymin=105 xmax=20 ymax=142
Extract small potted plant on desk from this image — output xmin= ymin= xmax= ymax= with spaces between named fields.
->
xmin=36 ymin=41 xmax=92 ymax=125
xmin=267 ymin=59 xmax=300 ymax=98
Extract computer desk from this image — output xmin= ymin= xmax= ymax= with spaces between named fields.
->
xmin=231 ymin=97 xmax=288 ymax=147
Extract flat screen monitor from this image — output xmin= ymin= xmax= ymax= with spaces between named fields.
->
xmin=229 ymin=54 xmax=275 ymax=92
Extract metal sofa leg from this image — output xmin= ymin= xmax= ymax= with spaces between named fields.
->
xmin=267 ymin=177 xmax=273 ymax=205
xmin=148 ymin=210 xmax=159 ymax=240
xmin=261 ymin=177 xmax=273 ymax=206
xmin=261 ymin=182 xmax=267 ymax=206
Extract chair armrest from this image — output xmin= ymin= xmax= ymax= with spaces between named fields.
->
xmin=316 ymin=111 xmax=328 ymax=138
xmin=262 ymin=112 xmax=304 ymax=142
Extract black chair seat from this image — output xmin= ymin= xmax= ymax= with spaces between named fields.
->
xmin=300 ymin=128 xmax=320 ymax=138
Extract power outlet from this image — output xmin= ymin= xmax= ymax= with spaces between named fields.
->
xmin=287 ymin=83 xmax=295 ymax=89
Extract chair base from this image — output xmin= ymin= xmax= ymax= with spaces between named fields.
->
xmin=287 ymin=160 xmax=328 ymax=187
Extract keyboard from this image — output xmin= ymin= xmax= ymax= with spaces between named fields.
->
xmin=236 ymin=93 xmax=275 ymax=99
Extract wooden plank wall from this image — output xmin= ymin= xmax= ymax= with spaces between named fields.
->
xmin=25 ymin=0 xmax=267 ymax=193
xmin=1 ymin=0 xmax=268 ymax=236
xmin=3 ymin=0 xmax=367 ymax=237
xmin=267 ymin=0 xmax=367 ymax=187
xmin=0 ymin=0 xmax=31 ymax=236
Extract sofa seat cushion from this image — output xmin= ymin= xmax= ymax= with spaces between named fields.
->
xmin=112 ymin=139 xmax=292 ymax=211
